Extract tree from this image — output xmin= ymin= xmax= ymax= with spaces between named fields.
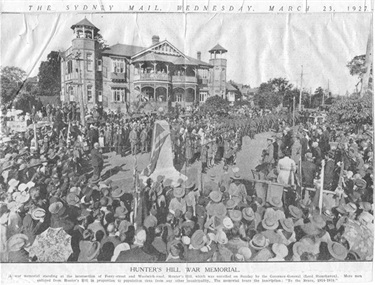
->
xmin=0 ymin=66 xmax=27 ymax=108
xmin=311 ymin=87 xmax=324 ymax=108
xmin=95 ymin=32 xmax=109 ymax=50
xmin=254 ymin=78 xmax=292 ymax=109
xmin=37 ymin=51 xmax=61 ymax=97
xmin=347 ymin=54 xmax=373 ymax=91
xmin=201 ymin=95 xmax=229 ymax=114
xmin=328 ymin=94 xmax=372 ymax=130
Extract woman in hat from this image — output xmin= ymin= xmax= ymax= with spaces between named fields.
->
xmin=277 ymin=149 xmax=296 ymax=186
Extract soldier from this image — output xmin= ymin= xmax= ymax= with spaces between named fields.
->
xmin=140 ymin=126 xmax=148 ymax=154
xmin=129 ymin=126 xmax=138 ymax=156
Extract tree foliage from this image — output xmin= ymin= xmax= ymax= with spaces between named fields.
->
xmin=254 ymin=78 xmax=292 ymax=109
xmin=37 ymin=51 xmax=61 ymax=97
xmin=347 ymin=54 xmax=373 ymax=90
xmin=328 ymin=95 xmax=372 ymax=127
xmin=201 ymin=95 xmax=229 ymax=114
xmin=1 ymin=66 xmax=27 ymax=107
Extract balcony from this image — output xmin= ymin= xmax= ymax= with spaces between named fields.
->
xmin=172 ymin=75 xmax=197 ymax=84
xmin=64 ymin=73 xmax=78 ymax=81
xmin=111 ymin=72 xmax=127 ymax=82
xmin=133 ymin=73 xmax=171 ymax=82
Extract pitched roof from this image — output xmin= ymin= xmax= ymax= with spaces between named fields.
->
xmin=185 ymin=56 xmax=213 ymax=68
xmin=226 ymin=82 xmax=238 ymax=92
xmin=132 ymin=53 xmax=212 ymax=67
xmin=209 ymin=44 xmax=227 ymax=53
xmin=132 ymin=53 xmax=178 ymax=64
xmin=102 ymin=43 xmax=145 ymax=57
xmin=71 ymin=18 xmax=99 ymax=31
xmin=131 ymin=40 xmax=186 ymax=59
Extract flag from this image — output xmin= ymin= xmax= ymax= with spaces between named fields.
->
xmin=142 ymin=121 xmax=169 ymax=177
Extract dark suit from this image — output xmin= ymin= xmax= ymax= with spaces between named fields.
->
xmin=91 ymin=148 xmax=103 ymax=180
xmin=323 ymin=159 xmax=335 ymax=190
xmin=115 ymin=245 xmax=164 ymax=262
xmin=301 ymin=161 xmax=317 ymax=187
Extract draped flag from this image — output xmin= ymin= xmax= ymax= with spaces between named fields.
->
xmin=142 ymin=121 xmax=169 ymax=177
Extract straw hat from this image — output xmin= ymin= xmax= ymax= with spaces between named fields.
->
xmin=111 ymin=186 xmax=126 ymax=198
xmin=225 ymin=199 xmax=238 ymax=209
xmin=230 ymin=173 xmax=241 ymax=180
xmin=238 ymin=247 xmax=252 ymax=261
xmin=293 ymin=241 xmax=307 ymax=257
xmin=242 ymin=207 xmax=255 ymax=221
xmin=78 ymin=241 xmax=101 ymax=262
xmin=191 ymin=230 xmax=206 ymax=250
xmin=66 ymin=193 xmax=80 ymax=206
xmin=8 ymin=178 xmax=19 ymax=189
xmin=309 ymin=214 xmax=326 ymax=229
xmin=7 ymin=234 xmax=29 ymax=252
xmin=222 ymin=216 xmax=234 ymax=230
xmin=327 ymin=242 xmax=348 ymax=260
xmin=269 ymin=196 xmax=283 ymax=208
xmin=213 ymin=203 xmax=227 ymax=218
xmin=280 ymin=218 xmax=294 ymax=233
xmin=48 ymin=202 xmax=66 ymax=216
xmin=14 ymin=192 xmax=30 ymax=204
xmin=272 ymin=243 xmax=288 ymax=258
xmin=31 ymin=208 xmax=46 ymax=221
xmin=216 ymin=230 xmax=228 ymax=245
xmin=229 ymin=210 xmax=242 ymax=222
xmin=114 ymin=206 xmax=128 ymax=219
xmin=262 ymin=216 xmax=279 ymax=230
xmin=18 ymin=183 xmax=28 ymax=192
xmin=288 ymin=205 xmax=303 ymax=219
xmin=173 ymin=187 xmax=185 ymax=198
xmin=343 ymin=202 xmax=357 ymax=213
xmin=249 ymin=234 xmax=269 ymax=250
xmin=209 ymin=191 xmax=222 ymax=203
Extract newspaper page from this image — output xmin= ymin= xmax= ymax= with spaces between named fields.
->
xmin=0 ymin=0 xmax=374 ymax=284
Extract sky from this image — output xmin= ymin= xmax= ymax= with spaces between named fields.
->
xmin=1 ymin=13 xmax=372 ymax=95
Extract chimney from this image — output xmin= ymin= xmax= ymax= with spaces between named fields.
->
xmin=152 ymin=35 xmax=160 ymax=45
xmin=197 ymin=51 xmax=201 ymax=61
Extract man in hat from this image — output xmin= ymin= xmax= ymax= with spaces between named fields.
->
xmin=91 ymin=142 xmax=103 ymax=182
xmin=184 ymin=230 xmax=218 ymax=262
xmin=129 ymin=126 xmax=138 ymax=156
xmin=140 ymin=126 xmax=148 ymax=154
xmin=116 ymin=229 xmax=164 ymax=261
xmin=323 ymin=150 xmax=336 ymax=191
xmin=301 ymin=152 xmax=317 ymax=188
xmin=262 ymin=137 xmax=275 ymax=175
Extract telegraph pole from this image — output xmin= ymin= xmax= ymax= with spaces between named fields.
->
xmin=299 ymin=65 xmax=303 ymax=111
xmin=360 ymin=17 xmax=373 ymax=97
xmin=75 ymin=51 xmax=86 ymax=126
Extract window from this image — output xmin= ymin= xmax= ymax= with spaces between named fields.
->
xmin=86 ymin=53 xmax=93 ymax=71
xmin=199 ymin=92 xmax=207 ymax=102
xmin=67 ymin=60 xmax=73 ymax=74
xmin=176 ymin=93 xmax=183 ymax=102
xmin=87 ymin=85 xmax=93 ymax=102
xmin=97 ymin=59 xmax=102 ymax=71
xmin=68 ymin=86 xmax=74 ymax=102
xmin=112 ymin=88 xmax=126 ymax=102
xmin=98 ymin=91 xmax=103 ymax=102
xmin=112 ymin=58 xmax=126 ymax=73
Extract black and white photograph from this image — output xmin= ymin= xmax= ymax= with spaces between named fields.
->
xmin=0 ymin=9 xmax=373 ymax=271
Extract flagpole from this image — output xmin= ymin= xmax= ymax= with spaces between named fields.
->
xmin=66 ymin=121 xmax=71 ymax=146
xmin=319 ymin=160 xmax=325 ymax=215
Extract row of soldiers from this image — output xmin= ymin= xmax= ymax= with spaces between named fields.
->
xmin=167 ymin=111 xmax=294 ymax=170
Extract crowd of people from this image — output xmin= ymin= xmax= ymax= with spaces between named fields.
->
xmin=0 ymin=101 xmax=373 ymax=262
